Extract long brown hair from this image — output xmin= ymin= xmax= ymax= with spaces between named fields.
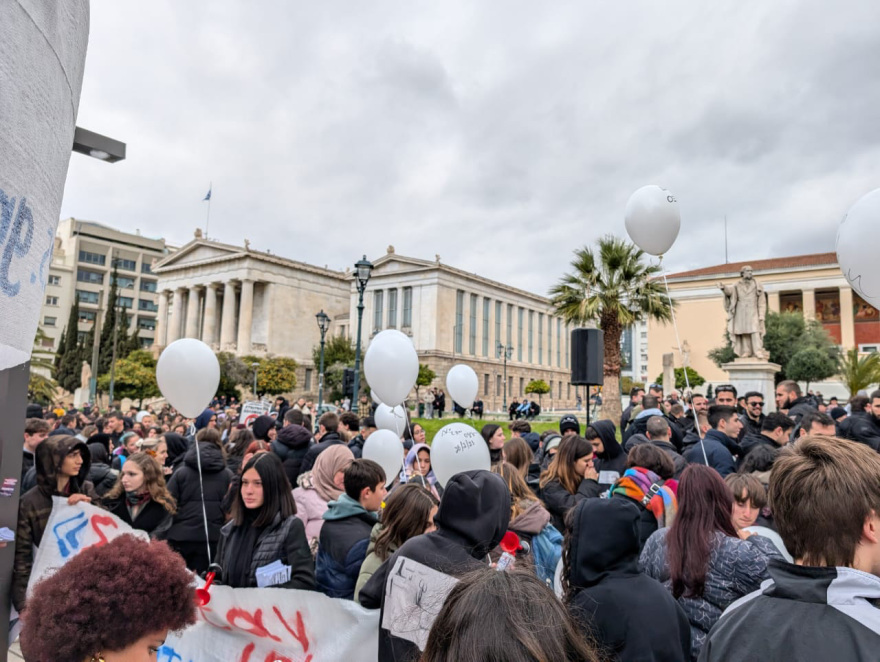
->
xmin=539 ymin=436 xmax=592 ymax=495
xmin=667 ymin=465 xmax=738 ymax=599
xmin=503 ymin=437 xmax=534 ymax=478
xmin=373 ymin=484 xmax=439 ymax=561
xmin=492 ymin=463 xmax=542 ymax=521
xmin=106 ymin=452 xmax=177 ymax=514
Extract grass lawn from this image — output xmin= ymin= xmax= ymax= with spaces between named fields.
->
xmin=412 ymin=417 xmax=563 ymax=444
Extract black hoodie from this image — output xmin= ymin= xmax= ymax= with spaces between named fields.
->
xmin=252 ymin=415 xmax=276 ymax=442
xmin=568 ymin=498 xmax=691 ymax=662
xmin=589 ymin=420 xmax=626 ymax=489
xmin=359 ymin=470 xmax=511 ymax=661
xmin=165 ymin=442 xmax=232 ymax=543
xmin=270 ymin=424 xmax=313 ymax=486
xmin=299 ymin=431 xmax=344 ymax=474
xmin=163 ymin=432 xmax=189 ymax=473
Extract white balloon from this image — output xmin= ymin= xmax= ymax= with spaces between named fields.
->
xmin=837 ymin=189 xmax=880 ymax=309
xmin=430 ymin=422 xmax=491 ymax=487
xmin=446 ymin=364 xmax=479 ymax=409
xmin=371 ymin=390 xmax=382 ymax=405
xmin=364 ymin=330 xmax=419 ymax=405
xmin=375 ymin=403 xmax=408 ymax=437
xmin=624 ymin=185 xmax=681 ymax=256
xmin=362 ymin=429 xmax=404 ymax=486
xmin=156 ymin=339 xmax=220 ymax=418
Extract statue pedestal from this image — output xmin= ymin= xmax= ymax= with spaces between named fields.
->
xmin=721 ymin=359 xmax=780 ymax=407
xmin=73 ymin=387 xmax=89 ymax=408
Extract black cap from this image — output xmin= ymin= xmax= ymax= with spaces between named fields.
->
xmin=560 ymin=414 xmax=580 ymax=436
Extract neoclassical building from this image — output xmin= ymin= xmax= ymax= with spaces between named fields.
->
xmin=154 ymin=237 xmax=580 ymax=409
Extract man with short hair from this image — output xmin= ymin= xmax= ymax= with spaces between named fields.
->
xmin=679 ymin=393 xmax=708 ymax=436
xmin=683 ymin=405 xmax=741 ymax=477
xmin=621 ymin=386 xmax=645 ymax=431
xmin=509 ymin=419 xmax=541 ymax=452
xmin=798 ymin=411 xmax=837 ymax=439
xmin=774 ymin=380 xmax=816 ymax=423
xmin=738 ymin=391 xmax=766 ymax=439
xmin=107 ymin=411 xmax=125 ymax=447
xmin=699 ymin=436 xmax=880 ymax=660
xmin=845 ymin=390 xmax=880 ymax=452
xmin=272 ymin=409 xmax=315 ymax=486
xmin=738 ymin=412 xmax=793 ymax=468
xmin=624 ymin=395 xmax=685 ymax=451
xmin=299 ymin=412 xmax=343 ymax=474
xmin=645 ymin=415 xmax=687 ymax=478
xmin=22 ymin=418 xmax=51 ymax=482
xmin=714 ymin=385 xmax=738 ymax=408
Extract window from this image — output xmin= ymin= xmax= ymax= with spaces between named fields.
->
xmin=43 ymin=316 xmax=56 ymax=326
xmin=118 ymin=296 xmax=134 ymax=309
xmin=519 ymin=377 xmax=524 ymax=395
xmin=517 ymin=308 xmax=524 ymax=361
xmin=469 ymin=294 xmax=477 ymax=355
xmin=141 ymin=262 xmax=152 ymax=274
xmin=454 ymin=291 xmax=464 ymax=353
xmin=402 ymin=287 xmax=413 ymax=328
xmin=48 ymin=275 xmax=60 ymax=286
xmin=508 ymin=375 xmax=513 ymax=397
xmin=45 ymin=295 xmax=58 ymax=306
xmin=137 ymin=317 xmax=156 ymax=331
xmin=77 ymin=268 xmax=103 ymax=284
xmin=305 ymin=369 xmax=313 ymax=391
xmin=139 ymin=337 xmax=153 ymax=349
xmin=79 ymin=310 xmax=96 ymax=323
xmin=112 ymin=275 xmax=135 ymax=289
xmin=76 ymin=290 xmax=99 ymax=304
xmin=140 ymin=279 xmax=157 ymax=293
xmin=113 ymin=257 xmax=137 ymax=271
xmin=495 ymin=301 xmax=502 ymax=351
xmin=482 ymin=298 xmax=490 ymax=356
xmin=387 ymin=289 xmax=398 ymax=329
xmin=79 ymin=250 xmax=105 ymax=265
xmin=527 ymin=311 xmax=534 ymax=363
xmin=373 ymin=291 xmax=384 ymax=332
xmin=559 ymin=382 xmax=562 ymax=399
xmin=77 ymin=330 xmax=89 ymax=343
xmin=496 ymin=374 xmax=502 ymax=396
xmin=538 ymin=313 xmax=544 ymax=365
xmin=484 ymin=373 xmax=489 ymax=396
xmin=138 ymin=300 xmax=158 ymax=312
xmin=557 ymin=319 xmax=561 ymax=367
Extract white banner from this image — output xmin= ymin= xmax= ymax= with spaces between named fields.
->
xmin=240 ymin=399 xmax=273 ymax=426
xmin=25 ymin=500 xmax=380 ymax=662
xmin=0 ymin=0 xmax=89 ymax=369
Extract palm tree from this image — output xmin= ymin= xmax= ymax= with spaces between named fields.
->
xmin=29 ymin=327 xmax=59 ymax=404
xmin=838 ymin=347 xmax=880 ymax=397
xmin=550 ymin=235 xmax=674 ymax=424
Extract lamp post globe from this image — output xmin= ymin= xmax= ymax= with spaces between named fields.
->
xmin=316 ymin=310 xmax=331 ymax=412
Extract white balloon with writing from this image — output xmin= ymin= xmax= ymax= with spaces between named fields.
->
xmin=364 ymin=330 xmax=419 ymax=406
xmin=375 ymin=403 xmax=408 ymax=437
xmin=446 ymin=364 xmax=479 ymax=409
xmin=156 ymin=339 xmax=220 ymax=418
xmin=430 ymin=423 xmax=491 ymax=487
xmin=624 ymin=185 xmax=681 ymax=256
xmin=362 ymin=429 xmax=404 ymax=486
xmin=837 ymin=189 xmax=880 ymax=308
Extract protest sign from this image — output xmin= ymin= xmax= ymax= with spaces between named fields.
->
xmin=240 ymin=400 xmax=273 ymax=426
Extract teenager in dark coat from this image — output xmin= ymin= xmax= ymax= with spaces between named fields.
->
xmin=270 ymin=423 xmax=313 ymax=487
xmin=587 ymin=420 xmax=626 ymax=488
xmin=566 ymin=498 xmax=691 ymax=662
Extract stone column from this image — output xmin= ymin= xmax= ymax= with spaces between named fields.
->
xmin=840 ymin=286 xmax=855 ymax=349
xmin=202 ymin=284 xmax=218 ymax=347
xmin=237 ymin=279 xmax=254 ymax=353
xmin=767 ymin=291 xmax=780 ymax=313
xmin=168 ymin=288 xmax=185 ymax=344
xmin=802 ymin=289 xmax=816 ymax=320
xmin=185 ymin=286 xmax=201 ymax=338
xmin=155 ymin=291 xmax=169 ymax=347
xmin=220 ymin=282 xmax=237 ymax=350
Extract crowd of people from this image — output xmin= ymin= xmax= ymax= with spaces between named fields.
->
xmin=14 ymin=381 xmax=880 ymax=661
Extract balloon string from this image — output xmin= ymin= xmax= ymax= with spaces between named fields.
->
xmin=193 ymin=437 xmax=213 ymax=568
xmin=660 ymin=262 xmax=708 ymax=466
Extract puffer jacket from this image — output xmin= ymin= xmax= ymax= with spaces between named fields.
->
xmin=216 ymin=513 xmax=315 ymax=590
xmin=271 ymin=424 xmax=313 ymax=486
xmin=541 ymin=477 xmax=603 ymax=533
xmin=165 ymin=442 xmax=232 ymax=543
xmin=315 ymin=494 xmax=377 ymax=599
xmin=13 ymin=436 xmax=98 ymax=612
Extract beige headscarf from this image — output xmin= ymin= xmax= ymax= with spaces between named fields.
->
xmin=312 ymin=445 xmax=354 ymax=502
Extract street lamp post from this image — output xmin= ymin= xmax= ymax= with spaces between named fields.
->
xmin=251 ymin=361 xmax=259 ymax=399
xmin=496 ymin=341 xmax=514 ymax=413
xmin=315 ymin=309 xmax=330 ymax=412
xmin=351 ymin=255 xmax=374 ymax=406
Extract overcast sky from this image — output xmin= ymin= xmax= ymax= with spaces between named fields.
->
xmin=61 ymin=0 xmax=880 ymax=297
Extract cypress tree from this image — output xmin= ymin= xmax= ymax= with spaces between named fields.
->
xmin=98 ymin=268 xmax=119 ymax=374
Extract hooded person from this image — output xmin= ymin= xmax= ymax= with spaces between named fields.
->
xmin=404 ymin=443 xmax=442 ymax=500
xmin=293 ymin=445 xmax=354 ymax=552
xmin=86 ymin=433 xmax=119 ymax=496
xmin=162 ymin=432 xmax=189 ymax=473
xmin=586 ymin=420 xmax=625 ymax=488
xmin=359 ymin=470 xmax=511 ymax=662
xmin=13 ymin=436 xmax=97 ymax=612
xmin=251 ymin=415 xmax=276 ymax=443
xmin=565 ymin=498 xmax=691 ymax=662
xmin=194 ymin=408 xmax=215 ymax=431
xmin=271 ymin=422 xmax=314 ymax=487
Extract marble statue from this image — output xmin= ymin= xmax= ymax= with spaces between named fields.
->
xmin=80 ymin=361 xmax=91 ymax=390
xmin=719 ymin=266 xmax=767 ymax=359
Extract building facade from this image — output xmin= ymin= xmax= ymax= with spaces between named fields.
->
xmin=648 ymin=253 xmax=880 ymax=396
xmin=41 ymin=218 xmax=174 ymax=351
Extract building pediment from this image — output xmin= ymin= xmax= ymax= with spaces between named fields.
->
xmin=154 ymin=240 xmax=246 ymax=272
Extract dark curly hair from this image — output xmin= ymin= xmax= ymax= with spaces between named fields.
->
xmin=21 ymin=535 xmax=196 ymax=660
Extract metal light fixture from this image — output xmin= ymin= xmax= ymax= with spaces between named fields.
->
xmin=351 ymin=256 xmax=374 ymax=404
xmin=316 ymin=310 xmax=331 ymax=411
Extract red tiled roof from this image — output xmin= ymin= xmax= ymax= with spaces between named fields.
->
xmin=667 ymin=252 xmax=838 ymax=280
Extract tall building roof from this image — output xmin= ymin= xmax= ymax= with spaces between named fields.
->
xmin=666 ymin=252 xmax=838 ymax=281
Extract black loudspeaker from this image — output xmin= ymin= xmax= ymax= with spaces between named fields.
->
xmin=571 ymin=328 xmax=604 ymax=386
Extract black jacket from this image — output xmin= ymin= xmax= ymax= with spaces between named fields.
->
xmin=541 ymin=476 xmax=604 ymax=533
xmin=738 ymin=413 xmax=764 ymax=440
xmin=299 ymin=432 xmax=344 ymax=475
xmin=699 ymin=560 xmax=880 ymax=661
xmin=683 ymin=430 xmax=737 ymax=477
xmin=87 ymin=462 xmax=119 ymax=497
xmin=270 ymin=424 xmax=313 ymax=486
xmin=21 ymin=448 xmax=34 ymax=484
xmin=843 ymin=412 xmax=880 ymax=452
xmin=590 ymin=420 xmax=626 ymax=489
xmin=359 ymin=470 xmax=510 ymax=662
xmin=216 ymin=513 xmax=315 ymax=590
xmin=347 ymin=433 xmax=366 ymax=459
xmin=165 ymin=442 xmax=232 ymax=543
xmin=738 ymin=432 xmax=781 ymax=467
xmin=625 ymin=412 xmax=685 ymax=452
xmin=105 ymin=497 xmax=172 ymax=539
xmin=568 ymin=498 xmax=691 ymax=662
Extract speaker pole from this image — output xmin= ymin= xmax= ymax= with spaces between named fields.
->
xmin=585 ymin=385 xmax=590 ymax=426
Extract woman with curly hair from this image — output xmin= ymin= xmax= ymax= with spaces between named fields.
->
xmin=20 ymin=535 xmax=197 ymax=661
xmin=104 ymin=453 xmax=176 ymax=538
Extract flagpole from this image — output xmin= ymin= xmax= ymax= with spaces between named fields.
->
xmin=204 ymin=181 xmax=212 ymax=239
